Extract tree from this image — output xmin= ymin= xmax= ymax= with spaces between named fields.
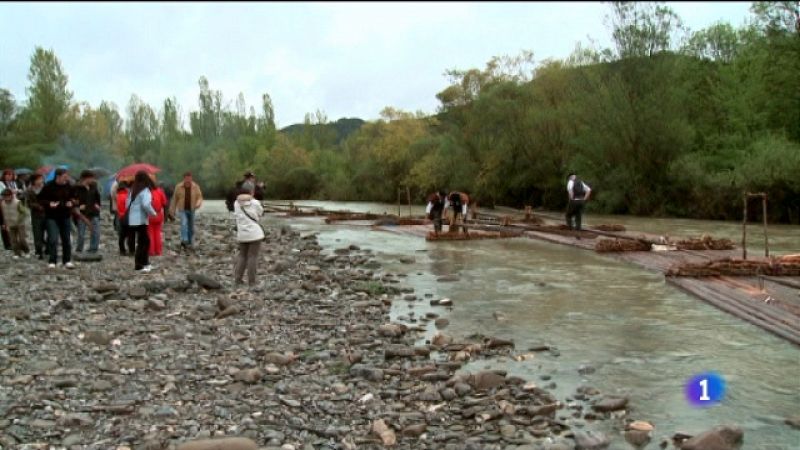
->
xmin=125 ymin=94 xmax=159 ymax=162
xmin=25 ymin=47 xmax=73 ymax=142
xmin=684 ymin=22 xmax=742 ymax=63
xmin=0 ymin=89 xmax=16 ymax=137
xmin=606 ymin=1 xmax=686 ymax=59
xmin=189 ymin=76 xmax=223 ymax=144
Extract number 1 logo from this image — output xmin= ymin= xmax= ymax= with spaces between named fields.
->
xmin=686 ymin=372 xmax=726 ymax=407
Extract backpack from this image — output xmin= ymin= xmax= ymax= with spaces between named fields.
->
xmin=449 ymin=192 xmax=462 ymax=210
xmin=572 ymin=178 xmax=586 ymax=199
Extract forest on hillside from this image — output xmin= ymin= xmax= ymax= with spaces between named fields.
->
xmin=1 ymin=2 xmax=798 ymax=222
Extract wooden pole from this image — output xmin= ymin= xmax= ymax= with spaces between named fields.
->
xmin=742 ymin=193 xmax=748 ymax=260
xmin=406 ymin=187 xmax=411 ymax=218
xmin=762 ymin=194 xmax=769 ymax=258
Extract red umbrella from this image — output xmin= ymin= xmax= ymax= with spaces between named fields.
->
xmin=116 ymin=163 xmax=161 ymax=180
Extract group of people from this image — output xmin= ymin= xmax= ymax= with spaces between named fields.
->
xmin=110 ymin=171 xmax=204 ymax=272
xmin=0 ymin=167 xmax=208 ymax=273
xmin=425 ymin=190 xmax=471 ymax=236
xmin=424 ymin=173 xmax=592 ymax=236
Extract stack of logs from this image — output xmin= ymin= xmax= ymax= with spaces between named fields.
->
xmin=675 ymin=235 xmax=735 ymax=250
xmin=667 ymin=257 xmax=800 ymax=277
xmin=595 ymin=238 xmax=651 ymax=253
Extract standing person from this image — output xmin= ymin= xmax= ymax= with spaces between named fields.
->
xmin=39 ymin=168 xmax=75 ymax=269
xmin=0 ymin=169 xmax=23 ymax=198
xmin=168 ymin=171 xmax=203 ymax=249
xmin=116 ymin=181 xmax=135 ymax=255
xmin=244 ymin=171 xmax=265 ymax=200
xmin=109 ymin=179 xmax=119 ymax=232
xmin=75 ymin=170 xmax=102 ymax=253
xmin=148 ymin=179 xmax=168 ymax=256
xmin=565 ymin=172 xmax=592 ymax=231
xmin=425 ymin=190 xmax=447 ymax=237
xmin=445 ymin=191 xmax=470 ymax=234
xmin=0 ymin=169 xmax=20 ymax=249
xmin=233 ymin=181 xmax=265 ymax=287
xmin=25 ymin=174 xmax=47 ymax=259
xmin=226 ymin=171 xmax=263 ymax=213
xmin=1 ymin=189 xmax=30 ymax=258
xmin=126 ymin=171 xmax=157 ymax=272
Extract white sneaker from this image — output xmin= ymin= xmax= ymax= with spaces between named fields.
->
xmin=48 ymin=263 xmax=56 ymax=269
xmin=139 ymin=266 xmax=152 ymax=273
xmin=12 ymin=255 xmax=19 ymax=260
xmin=64 ymin=262 xmax=75 ymax=269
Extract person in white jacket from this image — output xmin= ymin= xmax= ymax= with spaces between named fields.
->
xmin=233 ymin=181 xmax=265 ymax=286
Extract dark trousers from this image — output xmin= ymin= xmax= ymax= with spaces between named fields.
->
xmin=566 ymin=199 xmax=586 ymax=230
xmin=132 ymin=225 xmax=150 ymax=269
xmin=431 ymin=210 xmax=443 ymax=234
xmin=46 ymin=217 xmax=72 ymax=264
xmin=0 ymin=226 xmax=9 ymax=250
xmin=119 ymin=223 xmax=134 ymax=254
xmin=31 ymin=214 xmax=45 ymax=256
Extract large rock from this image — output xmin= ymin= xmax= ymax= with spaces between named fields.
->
xmin=92 ymin=282 xmax=119 ymax=293
xmin=378 ymin=323 xmax=407 ymax=337
xmin=592 ymin=396 xmax=628 ymax=412
xmin=73 ymin=252 xmax=103 ymax=262
xmin=187 ymin=273 xmax=222 ymax=290
xmin=680 ymin=425 xmax=743 ymax=450
xmin=371 ymin=419 xmax=397 ymax=446
xmin=469 ymin=371 xmax=506 ymax=391
xmin=176 ymin=437 xmax=258 ymax=450
xmin=233 ymin=368 xmax=262 ymax=384
xmin=574 ymin=431 xmax=611 ymax=450
xmin=350 ymin=364 xmax=384 ymax=382
xmin=624 ymin=430 xmax=651 ymax=449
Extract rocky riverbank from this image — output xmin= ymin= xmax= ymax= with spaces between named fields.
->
xmin=0 ymin=214 xmax=745 ymax=449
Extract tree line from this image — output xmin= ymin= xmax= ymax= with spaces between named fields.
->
xmin=1 ymin=2 xmax=797 ymax=222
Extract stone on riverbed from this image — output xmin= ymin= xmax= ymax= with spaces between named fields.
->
xmin=187 ymin=273 xmax=222 ymax=289
xmin=176 ymin=437 xmax=258 ymax=450
xmin=680 ymin=425 xmax=744 ymax=450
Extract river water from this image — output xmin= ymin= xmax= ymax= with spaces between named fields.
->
xmin=207 ymin=200 xmax=800 ymax=449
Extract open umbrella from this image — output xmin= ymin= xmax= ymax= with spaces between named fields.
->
xmin=116 ymin=163 xmax=160 ymax=180
xmin=14 ymin=168 xmax=33 ymax=175
xmin=38 ymin=164 xmax=70 ymax=182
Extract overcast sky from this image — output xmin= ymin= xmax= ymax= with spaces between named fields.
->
xmin=1 ymin=2 xmax=753 ymax=128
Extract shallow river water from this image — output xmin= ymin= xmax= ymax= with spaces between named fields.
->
xmin=207 ymin=200 xmax=800 ymax=449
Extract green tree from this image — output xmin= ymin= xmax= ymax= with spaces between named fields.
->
xmin=25 ymin=47 xmax=73 ymax=143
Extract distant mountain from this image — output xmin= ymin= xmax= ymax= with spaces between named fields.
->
xmin=280 ymin=117 xmax=366 ymax=145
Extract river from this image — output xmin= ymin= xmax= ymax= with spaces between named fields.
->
xmin=206 ymin=200 xmax=800 ymax=449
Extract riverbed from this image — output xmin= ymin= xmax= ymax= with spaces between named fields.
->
xmin=225 ymin=200 xmax=800 ymax=449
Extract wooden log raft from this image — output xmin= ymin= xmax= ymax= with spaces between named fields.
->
xmin=667 ymin=258 xmax=800 ymax=277
xmin=325 ymin=212 xmax=382 ymax=223
xmin=426 ymin=231 xmax=523 ymax=241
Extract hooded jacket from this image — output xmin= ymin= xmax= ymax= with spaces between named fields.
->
xmin=233 ymin=193 xmax=265 ymax=243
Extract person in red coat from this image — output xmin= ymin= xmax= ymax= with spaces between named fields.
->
xmin=148 ymin=183 xmax=168 ymax=256
xmin=116 ymin=181 xmax=135 ymax=255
